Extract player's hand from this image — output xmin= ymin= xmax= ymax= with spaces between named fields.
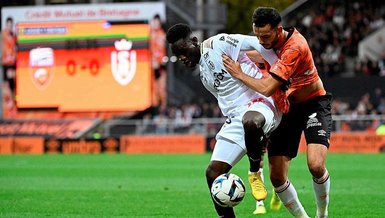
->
xmin=222 ymin=54 xmax=243 ymax=79
xmin=278 ymin=78 xmax=292 ymax=92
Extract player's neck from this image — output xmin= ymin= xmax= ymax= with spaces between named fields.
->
xmin=273 ymin=30 xmax=288 ymax=50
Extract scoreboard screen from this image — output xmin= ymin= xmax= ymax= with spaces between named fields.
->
xmin=16 ymin=20 xmax=152 ymax=112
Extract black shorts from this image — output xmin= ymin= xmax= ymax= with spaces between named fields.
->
xmin=268 ymin=93 xmax=333 ymax=158
xmin=2 ymin=65 xmax=16 ymax=80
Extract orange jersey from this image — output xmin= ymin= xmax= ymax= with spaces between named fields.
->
xmin=261 ymin=60 xmax=290 ymax=113
xmin=150 ymin=28 xmax=166 ymax=66
xmin=270 ymin=27 xmax=324 ymax=113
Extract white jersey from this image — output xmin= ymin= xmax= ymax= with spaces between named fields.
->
xmin=199 ymin=34 xmax=283 ymax=164
xmin=199 ymin=33 xmax=278 ymax=116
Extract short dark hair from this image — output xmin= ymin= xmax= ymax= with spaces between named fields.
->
xmin=166 ymin=23 xmax=192 ymax=44
xmin=153 ymin=14 xmax=161 ymax=20
xmin=252 ymin=7 xmax=282 ymax=28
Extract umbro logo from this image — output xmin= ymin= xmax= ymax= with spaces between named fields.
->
xmin=318 ymin=130 xmax=327 ymax=136
xmin=219 ymin=36 xmax=225 ymax=41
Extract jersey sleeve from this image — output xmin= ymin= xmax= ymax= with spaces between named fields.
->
xmin=270 ymin=47 xmax=301 ymax=82
xmin=240 ymin=35 xmax=278 ymax=66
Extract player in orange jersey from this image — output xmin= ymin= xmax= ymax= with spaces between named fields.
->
xmin=222 ymin=7 xmax=332 ymax=218
xmin=150 ymin=14 xmax=167 ymax=111
xmin=2 ymin=17 xmax=17 ymax=93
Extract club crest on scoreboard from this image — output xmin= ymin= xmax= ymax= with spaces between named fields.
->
xmin=29 ymin=47 xmax=55 ymax=90
xmin=110 ymin=39 xmax=137 ymax=86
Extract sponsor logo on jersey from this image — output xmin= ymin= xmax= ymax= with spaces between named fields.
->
xmin=224 ymin=115 xmax=234 ymax=126
xmin=219 ymin=36 xmax=225 ymax=41
xmin=208 ymin=61 xmax=215 ymax=70
xmin=225 ymin=117 xmax=231 ymax=124
xmin=203 ymin=52 xmax=215 ymax=70
xmin=200 ymin=74 xmax=208 ymax=85
xmin=213 ymin=69 xmax=227 ymax=91
xmin=225 ymin=36 xmax=239 ymax=47
xmin=203 ymin=52 xmax=209 ymax=60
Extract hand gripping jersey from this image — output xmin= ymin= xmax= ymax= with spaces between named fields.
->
xmin=199 ymin=33 xmax=278 ymax=117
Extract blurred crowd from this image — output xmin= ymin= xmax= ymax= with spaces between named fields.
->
xmin=139 ymin=99 xmax=223 ymax=135
xmin=332 ymin=88 xmax=385 ymax=116
xmin=291 ymin=0 xmax=385 ymax=77
xmin=137 ymin=87 xmax=385 ymax=135
xmin=332 ymin=88 xmax=385 ymax=131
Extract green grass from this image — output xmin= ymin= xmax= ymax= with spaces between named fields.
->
xmin=0 ymin=153 xmax=384 ymax=217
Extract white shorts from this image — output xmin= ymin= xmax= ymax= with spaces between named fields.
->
xmin=211 ymin=137 xmax=246 ymax=167
xmin=210 ymin=101 xmax=282 ymax=166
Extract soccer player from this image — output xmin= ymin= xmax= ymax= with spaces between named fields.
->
xmin=2 ymin=17 xmax=17 ymax=94
xmin=222 ymin=7 xmax=332 ymax=218
xmin=166 ymin=23 xmax=282 ymax=217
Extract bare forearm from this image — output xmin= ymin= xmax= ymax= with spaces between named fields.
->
xmin=237 ymin=73 xmax=273 ymax=97
xmin=222 ymin=53 xmax=280 ymax=96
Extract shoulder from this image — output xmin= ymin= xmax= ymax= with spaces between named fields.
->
xmin=212 ymin=34 xmax=247 ymax=52
xmin=286 ymin=28 xmax=309 ymax=52
xmin=211 ymin=33 xmax=227 ymax=44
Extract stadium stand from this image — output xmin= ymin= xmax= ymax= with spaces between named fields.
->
xmin=283 ymin=0 xmax=385 ymax=77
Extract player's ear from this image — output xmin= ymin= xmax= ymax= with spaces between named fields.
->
xmin=192 ymin=36 xmax=199 ymax=46
xmin=277 ymin=26 xmax=283 ymax=35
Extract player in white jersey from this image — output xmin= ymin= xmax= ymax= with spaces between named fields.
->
xmin=166 ymin=23 xmax=282 ymax=217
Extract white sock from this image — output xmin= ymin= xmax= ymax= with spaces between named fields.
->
xmin=274 ymin=180 xmax=309 ymax=218
xmin=256 ymin=168 xmax=265 ymax=207
xmin=259 ymin=168 xmax=264 ymax=182
xmin=313 ymin=169 xmax=330 ymax=217
xmin=256 ymin=200 xmax=264 ymax=207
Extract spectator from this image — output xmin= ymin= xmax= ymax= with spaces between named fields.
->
xmin=372 ymin=88 xmax=384 ymax=109
xmin=139 ymin=113 xmax=155 ymax=134
xmin=356 ymin=93 xmax=374 ymax=115
xmin=153 ymin=112 xmax=169 ymax=134
xmin=331 ymin=97 xmax=350 ymax=115
xmin=376 ymin=98 xmax=385 ymax=114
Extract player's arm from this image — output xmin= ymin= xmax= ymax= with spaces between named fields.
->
xmin=223 ymin=47 xmax=300 ymax=97
xmin=239 ymin=35 xmax=277 ymax=66
xmin=245 ymin=50 xmax=265 ymax=64
xmin=220 ymin=35 xmax=281 ymax=96
xmin=222 ymin=55 xmax=282 ymax=97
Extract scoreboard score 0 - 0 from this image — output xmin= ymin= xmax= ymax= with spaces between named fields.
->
xmin=16 ymin=20 xmax=152 ymax=112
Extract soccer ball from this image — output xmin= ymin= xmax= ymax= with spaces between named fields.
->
xmin=210 ymin=173 xmax=246 ymax=207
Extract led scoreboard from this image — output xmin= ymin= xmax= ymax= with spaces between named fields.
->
xmin=16 ymin=20 xmax=152 ymax=112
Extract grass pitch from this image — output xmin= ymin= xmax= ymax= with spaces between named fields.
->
xmin=0 ymin=153 xmax=384 ymax=217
